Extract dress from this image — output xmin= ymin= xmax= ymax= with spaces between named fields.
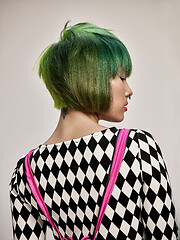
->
xmin=9 ymin=127 xmax=179 ymax=239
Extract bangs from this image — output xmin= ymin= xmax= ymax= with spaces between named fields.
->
xmin=96 ymin=35 xmax=132 ymax=79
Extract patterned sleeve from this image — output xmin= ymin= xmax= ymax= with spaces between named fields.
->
xmin=9 ymin=157 xmax=47 ymax=240
xmin=137 ymin=129 xmax=179 ymax=239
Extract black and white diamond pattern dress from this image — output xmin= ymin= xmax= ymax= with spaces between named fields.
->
xmin=9 ymin=127 xmax=179 ymax=239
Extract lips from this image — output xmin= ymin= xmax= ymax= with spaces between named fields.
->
xmin=124 ymin=103 xmax=128 ymax=111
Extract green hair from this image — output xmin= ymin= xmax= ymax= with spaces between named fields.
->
xmin=35 ymin=21 xmax=132 ymax=114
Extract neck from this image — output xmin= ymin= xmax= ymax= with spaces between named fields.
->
xmin=59 ymin=108 xmax=99 ymax=124
xmin=43 ymin=108 xmax=107 ymax=145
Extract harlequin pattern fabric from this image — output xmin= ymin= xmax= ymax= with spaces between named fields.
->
xmin=9 ymin=127 xmax=179 ymax=239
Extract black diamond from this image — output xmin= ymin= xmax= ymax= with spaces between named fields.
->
xmin=46 ymin=182 xmax=54 ymax=198
xmin=158 ymin=185 xmax=166 ymax=202
xmin=83 ymin=177 xmax=91 ymax=192
xmin=52 ymin=200 xmax=60 ymax=215
xmin=101 ymin=214 xmax=111 ymax=229
xmin=149 ymin=145 xmax=158 ymax=159
xmin=88 ymin=137 xmax=97 ymax=152
xmin=42 ymin=163 xmax=50 ymax=179
xmin=70 ymin=159 xmax=79 ymax=174
xmin=15 ymin=224 xmax=23 ymax=239
xmin=87 ymin=196 xmax=96 ymax=211
xmin=68 ymin=141 xmax=77 ymax=156
xmin=92 ymin=175 xmax=101 ymax=192
xmin=146 ymin=188 xmax=156 ymax=205
xmin=69 ymin=198 xmax=77 ymax=212
xmin=89 ymin=156 xmax=99 ymax=172
xmin=35 ymin=166 xmax=41 ymax=181
xmin=124 ymin=209 xmax=133 ymax=225
xmin=119 ymin=192 xmax=129 ymax=208
xmin=152 ymin=166 xmax=161 ymax=182
xmin=109 ymin=195 xmax=117 ymax=210
xmin=77 ymin=139 xmax=87 ymax=155
xmin=126 ymin=169 xmax=137 ymax=187
xmin=41 ymin=148 xmax=49 ymax=161
xmin=80 ymin=157 xmax=88 ymax=174
xmin=154 ymin=226 xmax=163 ymax=239
xmin=161 ymin=204 xmax=169 ymax=221
xmin=20 ymin=206 xmax=30 ymax=221
xmin=100 ymin=154 xmax=111 ymax=171
xmin=13 ymin=207 xmax=19 ymax=221
xmin=24 ymin=224 xmax=32 ymax=238
xmin=51 ymin=161 xmax=59 ymax=178
xmin=164 ymin=224 xmax=173 ymax=239
xmin=50 ymin=145 xmax=58 ymax=159
xmin=141 ymin=149 xmax=150 ymax=163
xmin=34 ymin=222 xmax=42 ymax=237
xmin=128 ymin=226 xmax=137 ymax=239
xmin=78 ymin=196 xmax=86 ymax=210
xmin=61 ymin=161 xmax=69 ymax=177
xmin=143 ymin=172 xmax=151 ymax=185
xmin=74 ymin=178 xmax=82 ymax=193
xmin=112 ymin=212 xmax=122 ymax=228
xmin=59 ymin=143 xmax=68 ymax=158
xmin=60 ymin=199 xmax=68 ymax=213
xmin=125 ymin=151 xmax=135 ymax=167
xmin=149 ymin=207 xmax=159 ymax=223
xmin=99 ymin=135 xmax=109 ymax=151
xmin=64 ymin=179 xmax=73 ymax=195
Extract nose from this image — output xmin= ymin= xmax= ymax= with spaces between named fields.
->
xmin=125 ymin=82 xmax=133 ymax=98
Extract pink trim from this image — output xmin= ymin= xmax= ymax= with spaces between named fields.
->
xmin=25 ymin=128 xmax=129 ymax=240
xmin=25 ymin=149 xmax=63 ymax=240
xmin=92 ymin=128 xmax=129 ymax=240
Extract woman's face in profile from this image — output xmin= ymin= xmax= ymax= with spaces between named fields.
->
xmin=98 ymin=68 xmax=133 ymax=123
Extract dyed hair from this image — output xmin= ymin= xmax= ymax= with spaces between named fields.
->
xmin=36 ymin=21 xmax=132 ymax=114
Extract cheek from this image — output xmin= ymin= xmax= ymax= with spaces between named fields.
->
xmin=111 ymin=84 xmax=123 ymax=102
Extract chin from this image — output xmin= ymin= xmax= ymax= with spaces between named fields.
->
xmin=114 ymin=115 xmax=124 ymax=123
xmin=102 ymin=114 xmax=124 ymax=123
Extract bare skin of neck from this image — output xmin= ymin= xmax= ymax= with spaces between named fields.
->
xmin=43 ymin=108 xmax=108 ymax=145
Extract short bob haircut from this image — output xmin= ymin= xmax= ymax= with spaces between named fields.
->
xmin=36 ymin=21 xmax=132 ymax=113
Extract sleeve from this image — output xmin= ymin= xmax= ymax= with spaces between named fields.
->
xmin=136 ymin=129 xmax=179 ymax=239
xmin=9 ymin=157 xmax=47 ymax=240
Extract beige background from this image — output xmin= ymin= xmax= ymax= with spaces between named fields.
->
xmin=1 ymin=0 xmax=180 ymax=239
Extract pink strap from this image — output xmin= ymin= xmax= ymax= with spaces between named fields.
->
xmin=25 ymin=149 xmax=63 ymax=240
xmin=92 ymin=128 xmax=129 ymax=240
xmin=25 ymin=128 xmax=129 ymax=240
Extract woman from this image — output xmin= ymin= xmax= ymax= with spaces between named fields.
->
xmin=9 ymin=22 xmax=179 ymax=239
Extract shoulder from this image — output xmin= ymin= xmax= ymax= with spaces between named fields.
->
xmin=127 ymin=128 xmax=167 ymax=173
xmin=119 ymin=128 xmax=163 ymax=159
xmin=122 ymin=128 xmax=168 ymax=181
xmin=127 ymin=128 xmax=157 ymax=140
xmin=9 ymin=152 xmax=40 ymax=211
xmin=9 ymin=155 xmax=26 ymax=192
xmin=117 ymin=128 xmax=158 ymax=143
xmin=127 ymin=128 xmax=160 ymax=145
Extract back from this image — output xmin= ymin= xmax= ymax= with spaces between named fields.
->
xmin=9 ymin=127 xmax=179 ymax=239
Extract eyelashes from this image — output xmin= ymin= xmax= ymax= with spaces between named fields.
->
xmin=119 ymin=76 xmax=126 ymax=81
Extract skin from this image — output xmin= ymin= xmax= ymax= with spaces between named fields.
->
xmin=43 ymin=67 xmax=133 ymax=145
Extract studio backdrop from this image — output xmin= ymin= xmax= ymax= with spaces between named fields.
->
xmin=1 ymin=0 xmax=180 ymax=239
